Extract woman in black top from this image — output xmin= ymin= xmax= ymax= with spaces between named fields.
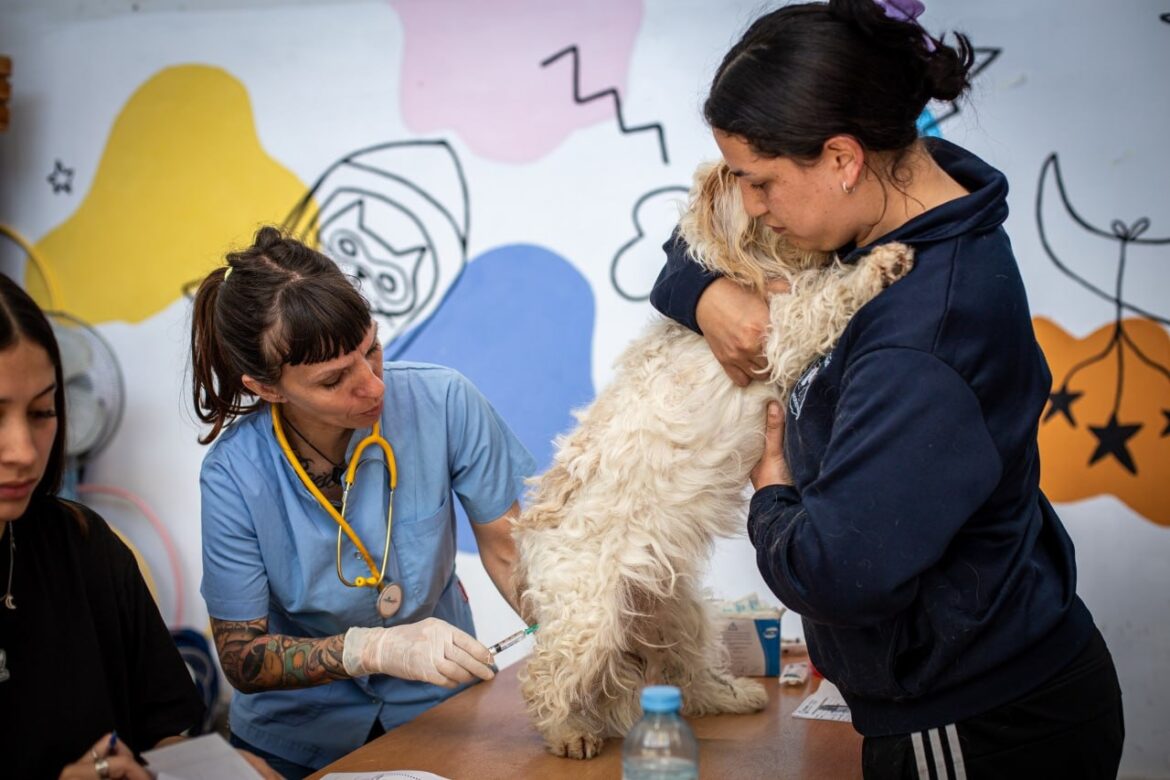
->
xmin=0 ymin=274 xmax=275 ymax=779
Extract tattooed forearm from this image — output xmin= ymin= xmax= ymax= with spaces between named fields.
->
xmin=211 ymin=617 xmax=348 ymax=693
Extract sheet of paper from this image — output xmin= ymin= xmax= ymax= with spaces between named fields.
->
xmin=320 ymin=773 xmax=452 ymax=780
xmin=792 ymin=678 xmax=853 ymax=723
xmin=141 ymin=733 xmax=260 ymax=779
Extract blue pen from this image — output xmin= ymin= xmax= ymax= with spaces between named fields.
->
xmin=108 ymin=731 xmax=118 ymax=753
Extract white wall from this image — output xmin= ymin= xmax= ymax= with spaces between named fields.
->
xmin=1 ymin=1 xmax=1167 ymax=776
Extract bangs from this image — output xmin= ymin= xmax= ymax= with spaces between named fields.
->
xmin=0 ymin=289 xmax=17 ymax=349
xmin=265 ymin=279 xmax=371 ymax=368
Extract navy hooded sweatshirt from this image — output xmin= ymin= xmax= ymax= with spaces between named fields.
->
xmin=650 ymin=139 xmax=1094 ymax=736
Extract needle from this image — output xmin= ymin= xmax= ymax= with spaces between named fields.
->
xmin=488 ymin=624 xmax=539 ymax=655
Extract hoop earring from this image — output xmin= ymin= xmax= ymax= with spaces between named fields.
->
xmin=841 ymin=181 xmax=854 ymax=195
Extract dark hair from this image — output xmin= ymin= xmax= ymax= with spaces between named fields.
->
xmin=190 ymin=226 xmax=371 ymax=444
xmin=0 ymin=273 xmax=69 ymax=501
xmin=705 ymin=0 xmax=973 ymax=168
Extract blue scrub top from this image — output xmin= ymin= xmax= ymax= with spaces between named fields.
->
xmin=200 ymin=362 xmax=536 ymax=768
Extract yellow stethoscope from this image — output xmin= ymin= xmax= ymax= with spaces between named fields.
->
xmin=271 ymin=404 xmax=405 ymax=618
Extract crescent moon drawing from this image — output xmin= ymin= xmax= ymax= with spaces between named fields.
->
xmin=1035 ymin=153 xmax=1170 ymax=325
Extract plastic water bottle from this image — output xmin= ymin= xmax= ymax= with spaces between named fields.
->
xmin=622 ymin=685 xmax=699 ymax=780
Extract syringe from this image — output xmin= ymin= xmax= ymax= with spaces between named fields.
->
xmin=487 ymin=623 xmax=539 ymax=655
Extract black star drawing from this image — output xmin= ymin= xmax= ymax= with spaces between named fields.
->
xmin=1087 ymin=415 xmax=1142 ymax=474
xmin=1036 ymin=155 xmax=1170 ymax=479
xmin=1161 ymin=410 xmax=1170 ymax=437
xmin=47 ymin=160 xmax=74 ymax=194
xmin=1044 ymin=383 xmax=1084 ymax=426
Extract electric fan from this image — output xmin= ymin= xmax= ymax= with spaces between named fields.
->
xmin=46 ymin=313 xmax=190 ymax=625
xmin=46 ymin=310 xmax=125 ymax=464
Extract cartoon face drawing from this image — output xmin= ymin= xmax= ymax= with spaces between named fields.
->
xmin=320 ymin=199 xmax=429 ymax=318
xmin=284 ymin=140 xmax=470 ymax=351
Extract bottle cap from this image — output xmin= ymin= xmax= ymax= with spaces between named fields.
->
xmin=640 ymin=685 xmax=682 ymax=713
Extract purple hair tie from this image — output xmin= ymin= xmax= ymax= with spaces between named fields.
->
xmin=873 ymin=0 xmax=937 ymax=51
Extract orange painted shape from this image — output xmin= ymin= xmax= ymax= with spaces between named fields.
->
xmin=1034 ymin=316 xmax=1170 ymax=527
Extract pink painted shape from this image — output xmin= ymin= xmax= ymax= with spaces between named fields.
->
xmin=391 ymin=0 xmax=644 ymax=163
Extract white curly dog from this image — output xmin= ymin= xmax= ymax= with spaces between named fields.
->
xmin=513 ymin=161 xmax=914 ymax=759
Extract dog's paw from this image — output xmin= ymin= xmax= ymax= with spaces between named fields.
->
xmin=727 ymin=676 xmax=769 ymax=712
xmin=867 ymin=242 xmax=915 ymax=288
xmin=546 ymin=729 xmax=605 ymax=760
xmin=684 ymin=674 xmax=769 ymax=715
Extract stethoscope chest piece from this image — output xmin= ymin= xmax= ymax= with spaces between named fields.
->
xmin=377 ymin=582 xmax=404 ymax=619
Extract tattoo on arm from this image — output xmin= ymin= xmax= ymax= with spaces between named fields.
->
xmin=210 ymin=617 xmax=348 ymax=693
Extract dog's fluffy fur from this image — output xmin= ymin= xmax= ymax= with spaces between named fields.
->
xmin=513 ymin=162 xmax=914 ymax=759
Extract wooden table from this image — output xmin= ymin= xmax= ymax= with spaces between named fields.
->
xmin=310 ymin=661 xmax=862 ymax=779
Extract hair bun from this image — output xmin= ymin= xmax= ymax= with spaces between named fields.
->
xmin=828 ymin=0 xmax=974 ymax=105
xmin=253 ymin=225 xmax=285 ymax=252
xmin=923 ymin=33 xmax=974 ymax=103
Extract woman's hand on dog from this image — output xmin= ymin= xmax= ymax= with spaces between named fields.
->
xmin=696 ymin=277 xmax=789 ymax=386
xmin=751 ymin=401 xmax=793 ymax=489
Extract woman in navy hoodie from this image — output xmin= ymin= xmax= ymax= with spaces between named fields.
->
xmin=651 ymin=1 xmax=1124 ymax=778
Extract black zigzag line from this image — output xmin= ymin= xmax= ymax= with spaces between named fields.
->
xmin=541 ymin=44 xmax=669 ymax=165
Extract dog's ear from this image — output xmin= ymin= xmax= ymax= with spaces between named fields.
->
xmin=679 ymin=160 xmax=832 ymax=290
xmin=677 ymin=163 xmax=716 ymax=268
xmin=699 ymin=161 xmax=735 ymax=219
xmin=681 ymin=162 xmax=737 ymax=252
xmin=697 ymin=162 xmax=747 ymax=247
xmin=679 ymin=161 xmax=770 ymax=292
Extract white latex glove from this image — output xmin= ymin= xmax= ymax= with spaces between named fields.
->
xmin=342 ymin=618 xmax=496 ymax=688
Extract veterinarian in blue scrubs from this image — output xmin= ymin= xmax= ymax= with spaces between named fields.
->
xmin=651 ymin=2 xmax=1123 ymax=778
xmin=190 ymin=227 xmax=535 ymax=777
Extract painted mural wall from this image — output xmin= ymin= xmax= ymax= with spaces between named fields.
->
xmin=1 ymin=0 xmax=1166 ymax=775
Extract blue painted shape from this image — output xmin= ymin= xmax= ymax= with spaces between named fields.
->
xmin=917 ymin=108 xmax=943 ymax=138
xmin=391 ymin=243 xmax=596 ymax=553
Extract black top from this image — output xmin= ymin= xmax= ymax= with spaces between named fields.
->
xmin=651 ymin=140 xmax=1094 ymax=736
xmin=0 ymin=498 xmax=204 ymax=778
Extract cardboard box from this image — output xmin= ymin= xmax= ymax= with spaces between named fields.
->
xmin=716 ymin=614 xmax=782 ymax=677
xmin=711 ymin=594 xmax=785 ymax=677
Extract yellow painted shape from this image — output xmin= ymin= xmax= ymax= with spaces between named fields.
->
xmin=109 ymin=524 xmax=160 ymax=610
xmin=27 ymin=65 xmax=307 ymax=323
xmin=1035 ymin=316 xmax=1170 ymax=527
